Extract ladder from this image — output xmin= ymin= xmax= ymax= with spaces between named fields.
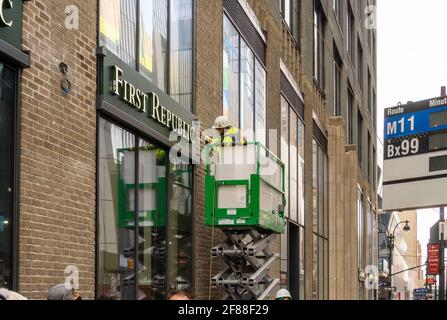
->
xmin=210 ymin=228 xmax=280 ymax=300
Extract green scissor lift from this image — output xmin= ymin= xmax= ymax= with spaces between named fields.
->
xmin=205 ymin=142 xmax=286 ymax=300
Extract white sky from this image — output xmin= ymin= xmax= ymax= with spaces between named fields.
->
xmin=378 ymin=0 xmax=447 ymax=264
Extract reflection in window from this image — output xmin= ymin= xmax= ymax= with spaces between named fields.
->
xmin=99 ymin=0 xmax=193 ymax=111
xmin=0 ymin=64 xmax=15 ymax=290
xmin=170 ymin=0 xmax=193 ymax=110
xmin=97 ymin=118 xmax=193 ymax=300
xmin=139 ymin=0 xmax=168 ymax=91
xmin=99 ymin=0 xmax=137 ymax=68
xmin=97 ymin=119 xmax=136 ymax=300
xmin=255 ymin=60 xmax=267 ymax=146
xmin=223 ymin=14 xmax=266 ymax=144
xmin=240 ymin=39 xmax=255 ymax=136
xmin=223 ymin=15 xmax=240 ymax=128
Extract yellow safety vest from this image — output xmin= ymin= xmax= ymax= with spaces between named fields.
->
xmin=210 ymin=127 xmax=244 ymax=146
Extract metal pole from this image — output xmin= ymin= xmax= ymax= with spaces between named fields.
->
xmin=440 ymin=207 xmax=445 ymax=301
xmin=389 ymin=235 xmax=394 ymax=300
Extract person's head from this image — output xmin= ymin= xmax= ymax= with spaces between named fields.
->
xmin=212 ymin=116 xmax=232 ymax=135
xmin=168 ymin=291 xmax=193 ymax=301
xmin=275 ymin=288 xmax=292 ymax=301
xmin=47 ymin=284 xmax=82 ymax=300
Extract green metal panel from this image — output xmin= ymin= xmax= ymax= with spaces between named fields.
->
xmin=204 ymin=142 xmax=286 ymax=234
xmin=0 ymin=0 xmax=23 ymax=50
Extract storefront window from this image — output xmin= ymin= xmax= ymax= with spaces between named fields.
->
xmin=223 ymin=14 xmax=266 ymax=145
xmin=99 ymin=0 xmax=193 ymax=111
xmin=97 ymin=118 xmax=193 ymax=300
xmin=0 ymin=64 xmax=16 ymax=290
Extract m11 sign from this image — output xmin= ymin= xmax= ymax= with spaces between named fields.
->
xmin=427 ymin=243 xmax=440 ymax=275
xmin=383 ymin=96 xmax=447 ymax=211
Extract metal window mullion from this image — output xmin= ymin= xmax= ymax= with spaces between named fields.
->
xmin=238 ymin=34 xmax=241 ymax=129
xmin=167 ymin=0 xmax=171 ymax=95
xmin=165 ymin=159 xmax=170 ymax=298
xmin=134 ymin=136 xmax=140 ymax=300
xmin=252 ymin=53 xmax=256 ymax=135
xmin=136 ymin=0 xmax=140 ymax=72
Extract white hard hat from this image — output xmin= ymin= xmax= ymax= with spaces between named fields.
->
xmin=275 ymin=288 xmax=292 ymax=300
xmin=213 ymin=116 xmax=231 ymax=129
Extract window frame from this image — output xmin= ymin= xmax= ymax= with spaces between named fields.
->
xmin=98 ymin=0 xmax=195 ymax=112
xmin=0 ymin=63 xmax=20 ymax=291
xmin=280 ymin=0 xmax=301 ymax=47
xmin=312 ymin=137 xmax=329 ymax=300
xmin=313 ymin=2 xmax=325 ymax=89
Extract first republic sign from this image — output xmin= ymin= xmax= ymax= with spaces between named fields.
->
xmin=383 ymin=96 xmax=447 ymax=211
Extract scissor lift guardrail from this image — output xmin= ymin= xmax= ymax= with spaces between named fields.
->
xmin=205 ymin=142 xmax=286 ymax=300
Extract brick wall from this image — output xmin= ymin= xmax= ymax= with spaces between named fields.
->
xmin=193 ymin=0 xmax=224 ymax=300
xmin=18 ymin=0 xmax=97 ymax=299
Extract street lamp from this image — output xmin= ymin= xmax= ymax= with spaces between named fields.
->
xmin=378 ymin=219 xmax=411 ymax=300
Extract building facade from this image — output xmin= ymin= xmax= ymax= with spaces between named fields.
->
xmin=378 ymin=211 xmax=424 ymax=300
xmin=0 ymin=0 xmax=377 ymax=300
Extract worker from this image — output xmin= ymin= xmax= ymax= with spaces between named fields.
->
xmin=206 ymin=116 xmax=246 ymax=146
xmin=275 ymin=288 xmax=292 ymax=300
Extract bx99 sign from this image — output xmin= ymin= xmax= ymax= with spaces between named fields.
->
xmin=383 ymin=96 xmax=447 ymax=211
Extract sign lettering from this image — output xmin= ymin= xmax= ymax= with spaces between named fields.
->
xmin=111 ymin=65 xmax=194 ymax=143
xmin=0 ymin=0 xmax=13 ymax=28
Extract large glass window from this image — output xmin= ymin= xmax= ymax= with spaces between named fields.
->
xmin=333 ymin=0 xmax=342 ymax=26
xmin=280 ymin=0 xmax=301 ymax=41
xmin=0 ymin=64 xmax=16 ymax=290
xmin=312 ymin=139 xmax=329 ymax=300
xmin=223 ymin=15 xmax=266 ymax=146
xmin=287 ymin=222 xmax=305 ymax=300
xmin=347 ymin=88 xmax=354 ymax=144
xmin=99 ymin=0 xmax=137 ymax=68
xmin=100 ymin=0 xmax=193 ymax=110
xmin=313 ymin=4 xmax=325 ymax=87
xmin=357 ymin=188 xmax=364 ymax=271
xmin=139 ymin=0 xmax=168 ymax=91
xmin=347 ymin=4 xmax=354 ymax=62
xmin=169 ymin=0 xmax=193 ymax=109
xmin=280 ymin=95 xmax=306 ymax=300
xmin=334 ymin=48 xmax=342 ymax=116
xmin=358 ymin=38 xmax=363 ymax=91
xmin=281 ymin=96 xmax=305 ymax=225
xmin=97 ymin=118 xmax=193 ymax=300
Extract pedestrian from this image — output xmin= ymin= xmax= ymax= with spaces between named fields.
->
xmin=47 ymin=284 xmax=82 ymax=300
xmin=0 ymin=288 xmax=27 ymax=300
xmin=275 ymin=288 xmax=292 ymax=301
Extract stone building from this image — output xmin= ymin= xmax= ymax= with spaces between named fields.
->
xmin=0 ymin=0 xmax=377 ymax=300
